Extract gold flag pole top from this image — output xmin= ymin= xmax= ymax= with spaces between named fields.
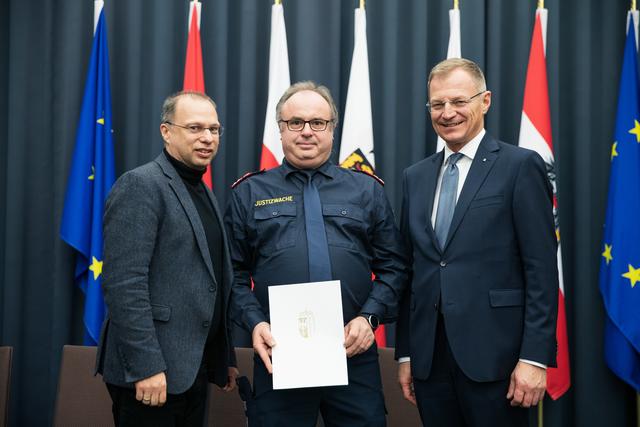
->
xmin=633 ymin=0 xmax=637 ymax=11
xmin=275 ymin=0 xmax=281 ymax=5
xmin=453 ymin=0 xmax=459 ymax=10
xmin=360 ymin=0 xmax=365 ymax=10
xmin=538 ymin=0 xmax=544 ymax=9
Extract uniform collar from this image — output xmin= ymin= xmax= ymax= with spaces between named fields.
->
xmin=281 ymin=158 xmax=336 ymax=180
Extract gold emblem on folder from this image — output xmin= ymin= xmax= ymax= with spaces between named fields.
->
xmin=298 ymin=309 xmax=315 ymax=339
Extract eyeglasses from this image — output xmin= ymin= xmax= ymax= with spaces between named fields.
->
xmin=279 ymin=118 xmax=334 ymax=132
xmin=164 ymin=121 xmax=224 ymax=136
xmin=426 ymin=91 xmax=486 ymax=113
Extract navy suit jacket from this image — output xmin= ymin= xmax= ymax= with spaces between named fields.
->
xmin=396 ymin=133 xmax=558 ymax=383
xmin=96 ymin=153 xmax=235 ymax=394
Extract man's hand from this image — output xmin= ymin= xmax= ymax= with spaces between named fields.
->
xmin=398 ymin=361 xmax=416 ymax=405
xmin=222 ymin=367 xmax=239 ymax=392
xmin=252 ymin=321 xmax=276 ymax=373
xmin=344 ymin=316 xmax=375 ymax=357
xmin=135 ymin=372 xmax=167 ymax=407
xmin=506 ymin=361 xmax=546 ymax=407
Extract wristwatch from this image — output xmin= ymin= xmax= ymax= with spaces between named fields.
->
xmin=360 ymin=313 xmax=380 ymax=331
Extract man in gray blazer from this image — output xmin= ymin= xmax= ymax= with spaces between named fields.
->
xmin=96 ymin=91 xmax=237 ymax=426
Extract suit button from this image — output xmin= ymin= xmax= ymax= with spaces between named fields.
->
xmin=209 ymin=286 xmax=215 ymax=292
xmin=202 ymin=321 xmax=210 ymax=328
xmin=440 ymin=261 xmax=446 ymax=267
xmin=434 ymin=303 xmax=439 ymax=311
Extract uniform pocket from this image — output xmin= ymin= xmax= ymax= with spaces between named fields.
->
xmin=322 ymin=204 xmax=365 ymax=249
xmin=254 ymin=203 xmax=298 ymax=251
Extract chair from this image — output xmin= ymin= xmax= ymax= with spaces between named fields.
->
xmin=0 ymin=347 xmax=13 ymax=427
xmin=207 ymin=347 xmax=254 ymax=426
xmin=53 ymin=345 xmax=114 ymax=427
xmin=378 ymin=347 xmax=422 ymax=427
xmin=207 ymin=347 xmax=421 ymax=426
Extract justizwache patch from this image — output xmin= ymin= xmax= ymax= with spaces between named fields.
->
xmin=254 ymin=196 xmax=294 ymax=207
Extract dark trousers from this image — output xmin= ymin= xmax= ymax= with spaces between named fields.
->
xmin=106 ymin=368 xmax=208 ymax=427
xmin=412 ymin=314 xmax=528 ymax=427
xmin=252 ymin=351 xmax=386 ymax=427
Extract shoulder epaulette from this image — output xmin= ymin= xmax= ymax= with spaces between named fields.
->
xmin=352 ymin=169 xmax=385 ymax=186
xmin=231 ymin=169 xmax=265 ymax=188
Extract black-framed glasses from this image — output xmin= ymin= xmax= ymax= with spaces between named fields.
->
xmin=426 ymin=90 xmax=486 ymax=113
xmin=279 ymin=118 xmax=334 ymax=132
xmin=164 ymin=121 xmax=224 ymax=136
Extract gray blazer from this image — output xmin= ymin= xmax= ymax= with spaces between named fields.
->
xmin=96 ymin=153 xmax=235 ymax=394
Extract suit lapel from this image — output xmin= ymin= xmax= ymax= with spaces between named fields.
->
xmin=424 ymin=152 xmax=444 ymax=252
xmin=155 ymin=154 xmax=216 ymax=282
xmin=443 ymin=135 xmax=499 ymax=250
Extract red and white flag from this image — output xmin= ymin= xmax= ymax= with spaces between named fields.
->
xmin=183 ymin=1 xmax=212 ymax=188
xmin=259 ymin=2 xmax=291 ymax=170
xmin=435 ymin=6 xmax=461 ymax=153
xmin=518 ymin=7 xmax=571 ymax=400
xmin=339 ymin=6 xmax=387 ymax=347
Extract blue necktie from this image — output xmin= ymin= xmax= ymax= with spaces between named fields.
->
xmin=434 ymin=153 xmax=463 ymax=248
xmin=302 ymin=171 xmax=333 ymax=281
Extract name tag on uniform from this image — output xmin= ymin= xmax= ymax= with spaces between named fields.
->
xmin=268 ymin=280 xmax=348 ymax=389
xmin=254 ymin=195 xmax=293 ymax=207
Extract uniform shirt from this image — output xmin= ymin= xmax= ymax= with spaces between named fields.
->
xmin=225 ymin=160 xmax=408 ymax=335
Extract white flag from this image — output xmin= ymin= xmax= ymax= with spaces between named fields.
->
xmin=339 ymin=7 xmax=375 ymax=174
xmin=436 ymin=7 xmax=461 ymax=153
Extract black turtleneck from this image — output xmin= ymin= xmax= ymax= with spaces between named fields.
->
xmin=163 ymin=149 xmax=223 ymax=350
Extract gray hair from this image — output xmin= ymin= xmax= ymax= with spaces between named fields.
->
xmin=275 ymin=81 xmax=339 ymax=126
xmin=428 ymin=58 xmax=487 ymax=95
xmin=161 ymin=91 xmax=217 ymax=123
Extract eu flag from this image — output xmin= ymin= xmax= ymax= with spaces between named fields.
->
xmin=599 ymin=15 xmax=640 ymax=391
xmin=60 ymin=10 xmax=115 ymax=346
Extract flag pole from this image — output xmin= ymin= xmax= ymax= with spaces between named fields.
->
xmin=453 ymin=0 xmax=458 ymax=9
xmin=538 ymin=3 xmax=546 ymax=425
xmin=275 ymin=0 xmax=281 ymax=5
xmin=360 ymin=0 xmax=365 ymax=10
xmin=633 ymin=7 xmax=640 ymax=427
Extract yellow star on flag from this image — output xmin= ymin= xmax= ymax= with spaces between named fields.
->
xmin=611 ymin=142 xmax=618 ymax=160
xmin=629 ymin=119 xmax=640 ymax=142
xmin=602 ymin=244 xmax=613 ymax=265
xmin=89 ymin=256 xmax=103 ymax=280
xmin=622 ymin=264 xmax=640 ymax=288
xmin=97 ymin=117 xmax=105 ymax=125
xmin=88 ymin=165 xmax=95 ymax=181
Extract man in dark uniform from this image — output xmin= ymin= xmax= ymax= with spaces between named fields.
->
xmin=225 ymin=81 xmax=408 ymax=426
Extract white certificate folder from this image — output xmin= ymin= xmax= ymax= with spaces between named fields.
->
xmin=268 ymin=280 xmax=348 ymax=390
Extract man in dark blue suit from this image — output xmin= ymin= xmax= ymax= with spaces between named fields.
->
xmin=396 ymin=58 xmax=558 ymax=426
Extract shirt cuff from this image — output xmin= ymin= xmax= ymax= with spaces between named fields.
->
xmin=398 ymin=357 xmax=411 ymax=364
xmin=519 ymin=358 xmax=547 ymax=369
